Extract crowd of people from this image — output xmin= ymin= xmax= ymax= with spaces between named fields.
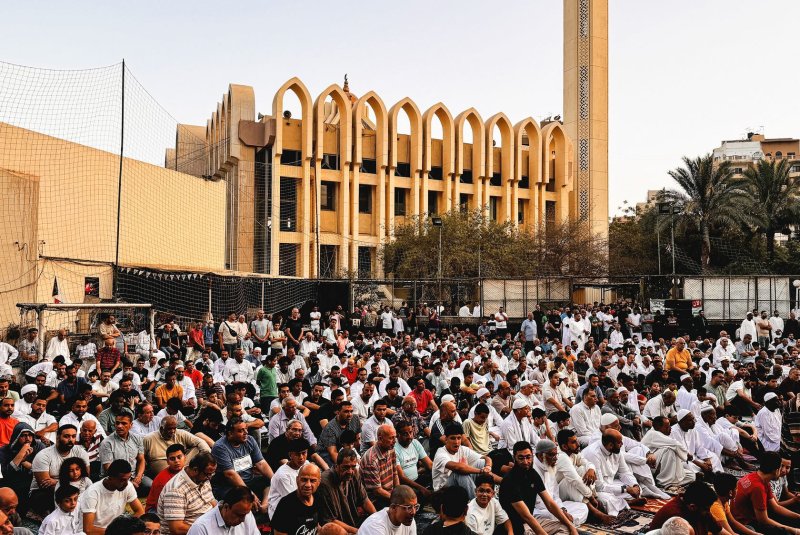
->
xmin=1 ymin=302 xmax=800 ymax=535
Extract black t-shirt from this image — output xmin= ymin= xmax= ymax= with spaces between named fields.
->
xmin=423 ymin=521 xmax=478 ymax=535
xmin=286 ymin=318 xmax=303 ymax=343
xmin=270 ymin=491 xmax=318 ymax=535
xmin=499 ymin=466 xmax=546 ymax=535
xmin=305 ymin=397 xmax=332 ymax=436
xmin=265 ymin=433 xmax=291 ymax=472
xmin=382 ymin=394 xmax=403 ymax=411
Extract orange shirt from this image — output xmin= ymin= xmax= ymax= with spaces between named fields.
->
xmin=0 ymin=416 xmax=19 ymax=447
xmin=155 ymin=384 xmax=183 ymax=408
xmin=665 ymin=347 xmax=692 ymax=372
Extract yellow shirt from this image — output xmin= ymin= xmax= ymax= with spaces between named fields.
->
xmin=665 ymin=347 xmax=692 ymax=372
xmin=709 ymin=498 xmax=729 ymax=525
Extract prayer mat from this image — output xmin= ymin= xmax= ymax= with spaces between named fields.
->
xmin=630 ymin=498 xmax=670 ymax=514
xmin=582 ymin=508 xmax=654 ymax=535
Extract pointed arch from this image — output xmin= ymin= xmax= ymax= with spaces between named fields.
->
xmin=314 ymin=84 xmax=353 ymax=166
xmin=388 ymin=97 xmax=423 ymax=173
xmin=541 ymin=122 xmax=571 ymax=189
xmin=353 ymin=91 xmax=388 ymax=169
xmin=484 ymin=112 xmax=514 ymax=183
xmin=454 ymin=108 xmax=485 ymax=178
xmin=422 ymin=102 xmax=454 ymax=174
xmin=272 ymin=77 xmax=313 ymax=161
xmin=514 ymin=118 xmax=542 ymax=184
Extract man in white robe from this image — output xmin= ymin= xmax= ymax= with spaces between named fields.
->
xmin=599 ymin=414 xmax=670 ymax=499
xmin=582 ymin=429 xmax=640 ymax=516
xmin=697 ymin=402 xmax=757 ymax=470
xmin=640 ymin=415 xmax=696 ymax=489
xmin=568 ymin=313 xmax=588 ymax=350
xmin=676 ymin=375 xmax=700 ymax=413
xmin=669 ymin=409 xmax=723 ymax=476
xmin=555 ymin=428 xmax=616 ymax=524
xmin=712 ymin=338 xmax=735 ymax=367
xmin=754 ymin=392 xmax=782 ymax=452
xmin=642 ymin=390 xmax=677 ymax=424
xmin=498 ymin=398 xmax=537 ymax=453
xmin=569 ymin=388 xmax=602 ymax=447
xmin=533 ymin=439 xmax=589 ymax=526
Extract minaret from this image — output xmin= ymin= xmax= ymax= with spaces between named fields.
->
xmin=563 ymin=0 xmax=608 ymax=240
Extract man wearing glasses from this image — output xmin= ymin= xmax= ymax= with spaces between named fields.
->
xmin=499 ymin=441 xmax=579 ymax=535
xmin=157 ymin=452 xmax=217 ymax=535
xmin=357 ymin=485 xmax=417 ymax=535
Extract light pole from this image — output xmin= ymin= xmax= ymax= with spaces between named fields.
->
xmin=432 ymin=217 xmax=443 ymax=311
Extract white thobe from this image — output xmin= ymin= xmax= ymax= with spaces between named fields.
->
xmin=582 ymin=441 xmax=636 ymax=516
xmin=499 ymin=413 xmax=537 ymax=452
xmin=609 ymin=330 xmax=624 ymax=349
xmin=534 ymin=457 xmax=588 ymax=526
xmin=640 ymin=430 xmax=695 ymax=488
xmin=712 ymin=343 xmax=735 ymax=367
xmin=620 ymin=436 xmax=668 ymax=498
xmin=569 ymin=321 xmax=587 ymax=349
xmin=740 ymin=319 xmax=757 ymax=340
xmin=713 ymin=418 xmax=741 ymax=449
xmin=754 ymin=407 xmax=782 ymax=451
xmin=770 ymin=316 xmax=785 ymax=340
xmin=569 ymin=402 xmax=602 ymax=446
xmin=642 ymin=395 xmax=677 ymax=423
xmin=555 ymin=450 xmax=602 ymax=504
xmin=670 ymin=425 xmax=723 ymax=472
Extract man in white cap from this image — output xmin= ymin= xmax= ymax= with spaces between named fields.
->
xmin=712 ymin=337 xmax=735 ymax=367
xmin=14 ymin=384 xmax=38 ymax=416
xmin=676 ymin=374 xmax=700 ymax=415
xmin=582 ymin=429 xmax=640 ymax=515
xmin=642 ymin=390 xmax=678 ymax=425
xmin=499 ymin=398 xmax=537 ymax=453
xmin=641 ymin=416 xmax=696 ymax=490
xmin=696 ymin=402 xmax=756 ymax=471
xmin=669 ymin=408 xmax=722 ymax=476
xmin=515 ymin=380 xmax=542 ymax=411
xmin=754 ymin=392 xmax=782 ymax=451
xmin=569 ymin=388 xmax=602 ymax=447
xmin=467 ymin=388 xmax=502 ymax=435
xmin=599 ymin=414 xmax=669 ymax=499
xmin=533 ymin=438 xmax=589 ymax=526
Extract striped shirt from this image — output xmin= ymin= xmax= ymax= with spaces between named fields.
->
xmin=359 ymin=445 xmax=397 ymax=503
xmin=157 ymin=468 xmax=216 ymax=535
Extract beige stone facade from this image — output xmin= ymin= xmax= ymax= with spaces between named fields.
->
xmin=194 ymin=79 xmax=578 ymax=278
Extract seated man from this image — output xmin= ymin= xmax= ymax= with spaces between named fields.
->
xmin=532 ymin=439 xmax=588 ymax=527
xmin=142 ymin=415 xmax=210 ymax=478
xmin=267 ymin=438 xmax=312 ymax=518
xmin=582 ymin=429 xmax=641 ymax=516
xmin=156 ymin=451 xmax=217 ymax=535
xmin=731 ymin=451 xmax=800 ymax=534
xmin=640 ymin=416 xmax=696 ymax=490
xmin=649 ymin=481 xmax=719 ymax=535
xmin=80 ymin=459 xmax=144 ymax=535
xmin=641 ymin=390 xmax=677 ymax=425
xmin=499 ymin=399 xmax=537 ymax=453
xmin=210 ymin=418 xmax=273 ymax=505
xmin=264 ymin=419 xmax=328 ymax=473
xmin=670 ymin=409 xmax=723 ymax=476
xmin=360 ymin=424 xmax=399 ymax=509
xmin=432 ymin=423 xmax=500 ymax=500
xmin=554 ymin=429 xmax=615 ymax=525
xmin=466 ymin=474 xmax=512 ymax=535
xmin=317 ymin=447 xmax=376 ymax=533
xmin=569 ymin=389 xmax=602 ymax=447
xmin=394 ymin=420 xmax=433 ymax=498
xmin=97 ymin=409 xmax=149 ymax=495
xmin=145 ymin=443 xmax=185 ymax=512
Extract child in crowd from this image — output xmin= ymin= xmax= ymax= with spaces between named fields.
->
xmin=39 ymin=485 xmax=83 ymax=535
xmin=466 ymin=474 xmax=512 ymax=535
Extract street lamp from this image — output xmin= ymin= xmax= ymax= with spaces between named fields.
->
xmin=432 ymin=217 xmax=443 ymax=312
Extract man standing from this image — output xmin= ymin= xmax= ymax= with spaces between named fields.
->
xmin=756 ymin=311 xmax=772 ymax=349
xmin=80 ymin=459 xmax=144 ymax=535
xmin=499 ymin=441 xmax=578 ymax=535
xmin=520 ymin=313 xmax=537 ymax=355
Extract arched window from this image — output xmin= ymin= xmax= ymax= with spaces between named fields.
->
xmin=776 ymin=151 xmax=783 ymax=159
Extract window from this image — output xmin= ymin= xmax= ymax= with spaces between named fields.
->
xmin=519 ymin=175 xmax=529 ymax=189
xmin=321 ymin=153 xmax=340 ymax=170
xmin=490 ymin=172 xmax=502 ymax=187
xmin=791 ymin=165 xmax=800 ymax=173
xmin=489 ymin=197 xmax=499 ymax=221
xmin=358 ymin=247 xmax=373 ymax=278
xmin=359 ymin=184 xmax=373 ymax=214
xmin=395 ymin=162 xmax=411 ymax=177
xmin=460 ymin=170 xmax=473 ymax=183
xmin=428 ymin=190 xmax=439 ymax=215
xmin=394 ymin=188 xmax=407 ymax=216
xmin=518 ymin=199 xmax=525 ymax=224
xmin=776 ymin=151 xmax=783 ymax=160
xmin=360 ymin=158 xmax=377 ymax=174
xmin=732 ymin=167 xmax=743 ymax=175
xmin=321 ymin=181 xmax=336 ymax=211
xmin=429 ymin=166 xmax=443 ymax=180
xmin=280 ymin=150 xmax=302 ymax=166
xmin=788 ymin=152 xmax=796 ymax=160
xmin=278 ymin=244 xmax=298 ymax=276
xmin=319 ymin=245 xmax=337 ymax=278
xmin=459 ymin=193 xmax=470 ymax=212
xmin=279 ymin=177 xmax=297 ymax=231
xmin=545 ymin=201 xmax=556 ymax=227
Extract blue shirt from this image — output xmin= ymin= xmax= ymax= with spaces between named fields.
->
xmin=210 ymin=435 xmax=264 ymax=496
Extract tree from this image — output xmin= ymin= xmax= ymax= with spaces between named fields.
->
xmin=380 ymin=210 xmax=607 ymax=279
xmin=661 ymin=154 xmax=751 ymax=269
xmin=736 ymin=158 xmax=800 ymax=263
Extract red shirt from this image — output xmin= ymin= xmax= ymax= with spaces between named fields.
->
xmin=145 ymin=467 xmax=179 ymax=511
xmin=0 ymin=416 xmax=19 ymax=448
xmin=731 ymin=472 xmax=773 ymax=525
xmin=650 ymin=496 xmax=720 ymax=535
xmin=97 ymin=346 xmax=121 ymax=371
xmin=342 ymin=366 xmax=359 ymax=385
xmin=187 ymin=369 xmax=204 ymax=388
xmin=410 ymin=388 xmax=434 ymax=414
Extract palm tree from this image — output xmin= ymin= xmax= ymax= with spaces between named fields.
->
xmin=661 ymin=154 xmax=751 ymax=269
xmin=736 ymin=158 xmax=800 ymax=263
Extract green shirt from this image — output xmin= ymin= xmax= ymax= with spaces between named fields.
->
xmin=257 ymin=365 xmax=277 ymax=398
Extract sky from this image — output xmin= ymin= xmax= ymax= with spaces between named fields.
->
xmin=4 ymin=1 xmax=800 ymax=214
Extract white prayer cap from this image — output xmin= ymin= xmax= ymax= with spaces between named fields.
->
xmin=764 ymin=392 xmax=778 ymax=402
xmin=700 ymin=402 xmax=715 ymax=414
xmin=617 ymin=387 xmax=629 ymax=395
xmin=441 ymin=394 xmax=456 ymax=404
xmin=699 ymin=358 xmax=711 ymax=367
xmin=600 ymin=413 xmax=618 ymax=426
xmin=531 ymin=380 xmax=541 ymax=386
xmin=721 ymin=355 xmax=731 ymax=361
xmin=512 ymin=398 xmax=528 ymax=410
xmin=21 ymin=384 xmax=37 ymax=396
xmin=476 ymin=388 xmax=490 ymax=399
xmin=535 ymin=346 xmax=542 ymax=352
xmin=520 ymin=380 xmax=533 ymax=388
xmin=680 ymin=374 xmax=692 ymax=382
xmin=677 ymin=409 xmax=692 ymax=421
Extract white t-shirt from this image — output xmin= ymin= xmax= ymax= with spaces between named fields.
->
xmin=30 ymin=445 xmax=90 ymax=491
xmin=79 ymin=480 xmax=137 ymax=528
xmin=466 ymin=497 xmax=509 ymax=535
xmin=432 ymin=445 xmax=482 ymax=490
xmin=357 ymin=508 xmax=416 ymax=535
